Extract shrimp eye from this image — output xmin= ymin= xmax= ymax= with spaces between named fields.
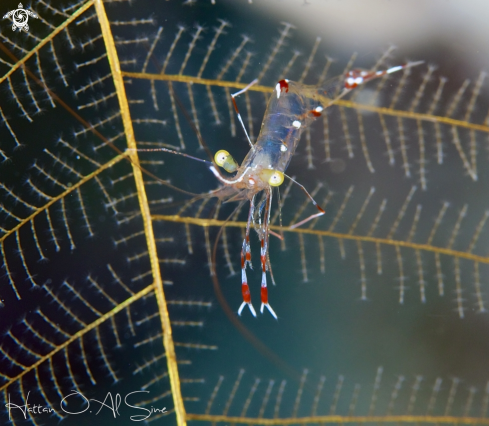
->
xmin=214 ymin=149 xmax=238 ymax=173
xmin=268 ymin=170 xmax=284 ymax=187
xmin=214 ymin=150 xmax=229 ymax=166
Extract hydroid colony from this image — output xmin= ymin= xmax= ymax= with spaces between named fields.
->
xmin=0 ymin=1 xmax=488 ymax=425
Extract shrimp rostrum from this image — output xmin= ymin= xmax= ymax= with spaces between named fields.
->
xmin=206 ymin=61 xmax=423 ymax=319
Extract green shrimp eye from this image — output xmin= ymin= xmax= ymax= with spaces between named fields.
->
xmin=268 ymin=170 xmax=284 ymax=187
xmin=214 ymin=149 xmax=238 ymax=173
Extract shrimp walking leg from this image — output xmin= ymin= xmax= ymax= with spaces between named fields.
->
xmin=286 ymin=175 xmax=326 ymax=229
xmin=238 ymin=196 xmax=257 ymax=317
xmin=259 ymin=189 xmax=277 ymax=319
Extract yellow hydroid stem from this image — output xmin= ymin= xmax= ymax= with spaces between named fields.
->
xmin=152 ymin=215 xmax=489 ymax=265
xmin=94 ymin=2 xmax=187 ymax=425
xmin=0 ymin=1 xmax=94 ymax=86
xmin=122 ymin=71 xmax=489 ymax=134
xmin=0 ymin=152 xmax=128 ymax=244
xmin=0 ymin=284 xmax=156 ymax=393
xmin=186 ymin=414 xmax=489 ymax=425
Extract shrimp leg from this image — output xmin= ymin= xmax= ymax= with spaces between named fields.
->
xmin=238 ymin=195 xmax=257 ymax=317
xmin=286 ymin=175 xmax=326 ymax=229
xmin=231 ymin=79 xmax=258 ymax=150
xmin=259 ymin=189 xmax=278 ymax=319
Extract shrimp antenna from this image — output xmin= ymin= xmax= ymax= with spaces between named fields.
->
xmin=284 ymin=174 xmax=326 ymax=229
xmin=127 ymin=147 xmax=212 ymax=166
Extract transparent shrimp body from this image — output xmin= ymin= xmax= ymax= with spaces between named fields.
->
xmin=210 ymin=62 xmax=422 ymax=318
xmin=241 ymin=80 xmax=333 ymax=174
xmin=229 ymin=64 xmax=418 ymax=195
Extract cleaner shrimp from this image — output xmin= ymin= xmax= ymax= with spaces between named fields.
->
xmin=138 ymin=60 xmax=422 ymax=319
xmin=208 ymin=61 xmax=422 ymax=319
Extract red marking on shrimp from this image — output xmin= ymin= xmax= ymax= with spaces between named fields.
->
xmin=260 ymin=247 xmax=266 ymax=271
xmin=344 ymin=63 xmax=421 ymax=90
xmin=242 ymin=283 xmax=251 ymax=303
xmin=309 ymin=109 xmax=321 ymax=117
xmin=278 ymin=79 xmax=289 ymax=92
xmin=231 ymin=97 xmax=239 ymax=114
xmin=344 ymin=69 xmax=368 ymax=89
xmin=276 ymin=79 xmax=289 ymax=98
xmin=239 ymin=282 xmax=257 ymax=317
xmin=260 ymin=285 xmax=277 ymax=319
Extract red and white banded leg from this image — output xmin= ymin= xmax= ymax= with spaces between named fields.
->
xmin=344 ymin=61 xmax=424 ymax=89
xmin=238 ymin=197 xmax=256 ymax=317
xmin=259 ymin=237 xmax=277 ymax=319
xmin=238 ymin=238 xmax=256 ymax=317
xmin=259 ymin=190 xmax=277 ymax=319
